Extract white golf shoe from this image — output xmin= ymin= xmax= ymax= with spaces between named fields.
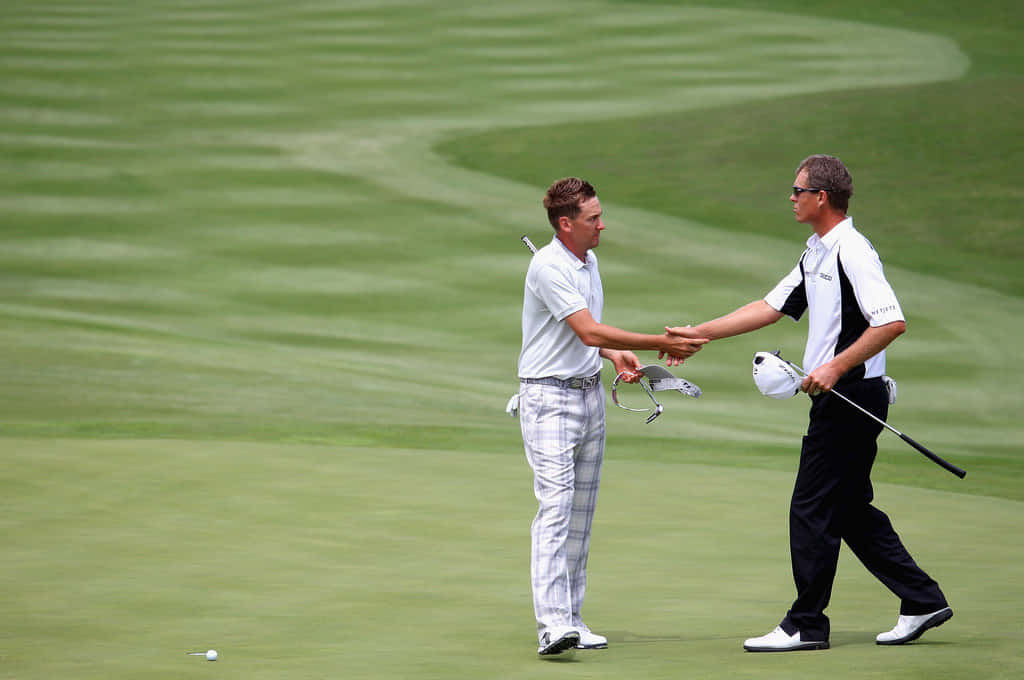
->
xmin=876 ymin=607 xmax=953 ymax=645
xmin=538 ymin=627 xmax=580 ymax=656
xmin=743 ymin=626 xmax=829 ymax=652
xmin=575 ymin=628 xmax=608 ymax=650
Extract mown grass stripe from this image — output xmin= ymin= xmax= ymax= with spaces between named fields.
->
xmin=0 ymin=106 xmax=116 ymax=126
xmin=0 ymin=78 xmax=111 ymax=99
xmin=0 ymin=55 xmax=122 ymax=70
xmin=0 ymin=132 xmax=141 ymax=148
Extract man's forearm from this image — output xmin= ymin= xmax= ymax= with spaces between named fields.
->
xmin=830 ymin=322 xmax=906 ymax=375
xmin=692 ymin=300 xmax=784 ymax=340
xmin=580 ymin=323 xmax=669 ymax=352
xmin=568 ymin=308 xmax=706 ymax=358
xmin=802 ymin=320 xmax=906 ymax=394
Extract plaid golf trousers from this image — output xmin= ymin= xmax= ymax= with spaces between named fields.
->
xmin=519 ymin=379 xmax=605 ymax=642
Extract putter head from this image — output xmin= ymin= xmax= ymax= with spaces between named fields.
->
xmin=645 ymin=403 xmax=664 ymax=425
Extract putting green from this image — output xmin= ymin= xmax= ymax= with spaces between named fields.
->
xmin=3 ymin=439 xmax=1021 ymax=678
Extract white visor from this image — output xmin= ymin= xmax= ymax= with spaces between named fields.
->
xmin=752 ymin=351 xmax=801 ymax=399
xmin=638 ymin=364 xmax=702 ymax=398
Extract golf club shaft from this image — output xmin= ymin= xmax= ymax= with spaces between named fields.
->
xmin=783 ymin=359 xmax=966 ymax=479
xmin=822 ymin=386 xmax=966 ymax=479
xmin=521 ymin=235 xmax=538 ymax=254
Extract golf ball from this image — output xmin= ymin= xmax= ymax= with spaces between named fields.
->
xmin=206 ymin=649 xmax=218 ymax=661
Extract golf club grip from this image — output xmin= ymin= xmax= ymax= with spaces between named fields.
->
xmin=898 ymin=433 xmax=966 ymax=479
xmin=521 ymin=235 xmax=538 ymax=254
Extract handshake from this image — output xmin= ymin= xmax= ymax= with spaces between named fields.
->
xmin=658 ymin=325 xmax=707 ymax=366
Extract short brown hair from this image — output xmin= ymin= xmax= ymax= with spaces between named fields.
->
xmin=797 ymin=155 xmax=853 ymax=212
xmin=543 ymin=177 xmax=596 ymax=230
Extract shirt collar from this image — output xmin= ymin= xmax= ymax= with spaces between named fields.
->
xmin=805 ymin=216 xmax=853 ymax=252
xmin=551 ymin=235 xmax=595 ymax=269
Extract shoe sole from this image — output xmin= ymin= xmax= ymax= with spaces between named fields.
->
xmin=539 ymin=632 xmax=580 ymax=656
xmin=575 ymin=643 xmax=608 ymax=650
xmin=744 ymin=641 xmax=830 ymax=653
xmin=876 ymin=608 xmax=953 ymax=646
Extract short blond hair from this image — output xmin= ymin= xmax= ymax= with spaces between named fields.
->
xmin=543 ymin=177 xmax=596 ymax=229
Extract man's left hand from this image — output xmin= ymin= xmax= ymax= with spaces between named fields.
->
xmin=607 ymin=350 xmax=643 ymax=383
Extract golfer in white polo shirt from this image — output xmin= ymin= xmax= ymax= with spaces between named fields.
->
xmin=518 ymin=177 xmax=707 ymax=656
xmin=666 ymin=155 xmax=951 ymax=652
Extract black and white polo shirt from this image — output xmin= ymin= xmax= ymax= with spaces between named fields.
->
xmin=764 ymin=218 xmax=904 ymax=381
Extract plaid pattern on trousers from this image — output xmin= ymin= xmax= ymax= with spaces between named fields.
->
xmin=519 ymin=380 xmax=605 ymax=642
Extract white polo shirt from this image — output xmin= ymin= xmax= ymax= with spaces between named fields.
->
xmin=764 ymin=218 xmax=904 ymax=380
xmin=518 ymin=236 xmax=604 ymax=380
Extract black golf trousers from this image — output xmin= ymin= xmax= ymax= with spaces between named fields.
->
xmin=780 ymin=378 xmax=948 ymax=641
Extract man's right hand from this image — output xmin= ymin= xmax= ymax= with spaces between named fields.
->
xmin=659 ymin=330 xmax=708 ymax=366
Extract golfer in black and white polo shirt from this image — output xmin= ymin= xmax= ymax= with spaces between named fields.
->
xmin=666 ymin=155 xmax=952 ymax=652
xmin=518 ymin=177 xmax=707 ymax=656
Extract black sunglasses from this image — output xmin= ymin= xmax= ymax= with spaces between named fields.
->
xmin=792 ymin=186 xmax=827 ymax=196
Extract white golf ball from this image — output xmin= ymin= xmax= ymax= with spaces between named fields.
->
xmin=206 ymin=649 xmax=218 ymax=661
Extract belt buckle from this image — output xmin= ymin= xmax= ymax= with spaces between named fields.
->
xmin=575 ymin=375 xmax=598 ymax=389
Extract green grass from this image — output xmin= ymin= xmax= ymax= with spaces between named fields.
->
xmin=1 ymin=1 xmax=1022 ymax=678
xmin=439 ymin=78 xmax=1024 ymax=296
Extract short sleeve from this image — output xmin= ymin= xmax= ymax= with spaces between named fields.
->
xmin=528 ymin=263 xmax=588 ymax=321
xmin=839 ymin=243 xmax=904 ymax=326
xmin=764 ymin=260 xmax=808 ymax=321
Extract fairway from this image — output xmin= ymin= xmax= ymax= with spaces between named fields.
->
xmin=2 ymin=1 xmax=1022 ymax=679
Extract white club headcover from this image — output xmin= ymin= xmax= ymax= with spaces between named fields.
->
xmin=752 ymin=351 xmax=802 ymax=399
xmin=639 ymin=365 xmax=702 ymax=398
